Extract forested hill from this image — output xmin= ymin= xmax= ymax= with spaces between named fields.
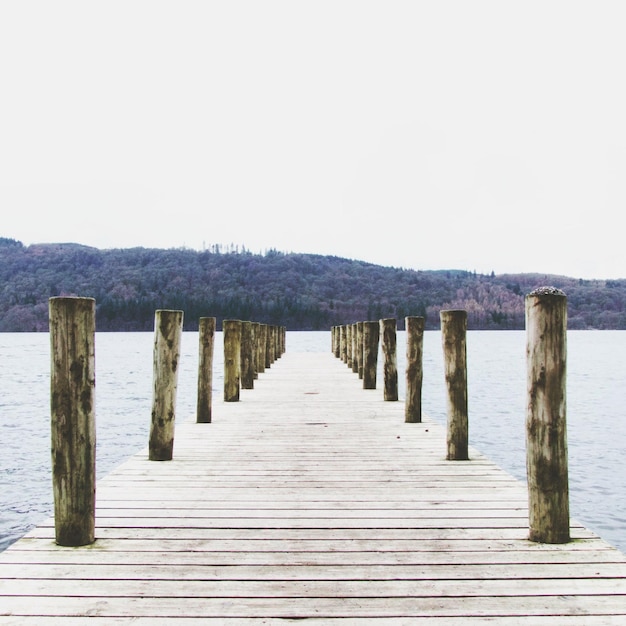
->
xmin=1 ymin=237 xmax=625 ymax=331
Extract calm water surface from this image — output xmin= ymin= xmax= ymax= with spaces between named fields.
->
xmin=1 ymin=330 xmax=624 ymax=552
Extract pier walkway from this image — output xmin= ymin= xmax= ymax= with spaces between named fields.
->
xmin=1 ymin=351 xmax=626 ymax=623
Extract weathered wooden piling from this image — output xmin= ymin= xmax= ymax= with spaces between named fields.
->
xmin=149 ymin=309 xmax=184 ymax=461
xmin=223 ymin=319 xmax=242 ymax=402
xmin=440 ymin=309 xmax=468 ymax=461
xmin=280 ymin=325 xmax=286 ymax=357
xmin=196 ymin=316 xmax=216 ymax=423
xmin=346 ymin=324 xmax=353 ymax=369
xmin=526 ymin=287 xmax=570 ymax=544
xmin=351 ymin=323 xmax=359 ymax=374
xmin=257 ymin=324 xmax=267 ymax=374
xmin=340 ymin=325 xmax=347 ymax=364
xmin=380 ymin=318 xmax=398 ymax=401
xmin=362 ymin=321 xmax=380 ymax=390
xmin=252 ymin=322 xmax=260 ymax=379
xmin=405 ymin=315 xmax=425 ymax=423
xmin=265 ymin=325 xmax=273 ymax=368
xmin=49 ymin=296 xmax=96 ymax=547
xmin=356 ymin=321 xmax=364 ymax=379
xmin=241 ymin=320 xmax=254 ymax=390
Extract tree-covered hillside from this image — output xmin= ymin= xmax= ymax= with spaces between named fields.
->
xmin=1 ymin=237 xmax=624 ymax=331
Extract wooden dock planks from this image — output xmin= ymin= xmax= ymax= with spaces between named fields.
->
xmin=1 ymin=350 xmax=626 ymax=623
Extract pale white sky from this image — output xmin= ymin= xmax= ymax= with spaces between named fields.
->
xmin=1 ymin=1 xmax=625 ymax=279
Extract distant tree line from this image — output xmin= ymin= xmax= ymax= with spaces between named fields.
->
xmin=1 ymin=237 xmax=625 ymax=332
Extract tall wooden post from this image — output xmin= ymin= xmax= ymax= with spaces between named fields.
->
xmin=340 ymin=325 xmax=347 ymax=363
xmin=380 ymin=318 xmax=398 ymax=401
xmin=278 ymin=326 xmax=285 ymax=357
xmin=440 ymin=310 xmax=468 ymax=460
xmin=405 ymin=316 xmax=425 ymax=423
xmin=196 ymin=316 xmax=216 ymax=423
xmin=526 ymin=287 xmax=570 ymax=543
xmin=149 ymin=309 xmax=184 ymax=461
xmin=351 ymin=323 xmax=359 ymax=373
xmin=269 ymin=324 xmax=276 ymax=365
xmin=346 ymin=324 xmax=353 ymax=369
xmin=265 ymin=325 xmax=273 ymax=368
xmin=252 ymin=322 xmax=260 ymax=379
xmin=223 ymin=319 xmax=242 ymax=402
xmin=362 ymin=321 xmax=380 ymax=390
xmin=356 ymin=321 xmax=364 ymax=379
xmin=241 ymin=320 xmax=254 ymax=390
xmin=49 ymin=296 xmax=96 ymax=546
xmin=258 ymin=324 xmax=267 ymax=374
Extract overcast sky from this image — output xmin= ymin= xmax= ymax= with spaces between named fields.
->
xmin=1 ymin=1 xmax=625 ymax=279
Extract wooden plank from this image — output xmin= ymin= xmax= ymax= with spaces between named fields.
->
xmin=3 ymin=561 xmax=626 ymax=581
xmin=2 ymin=594 xmax=626 ymax=618
xmin=1 ymin=350 xmax=625 ymax=624
xmin=3 ymin=618 xmax=626 ymax=626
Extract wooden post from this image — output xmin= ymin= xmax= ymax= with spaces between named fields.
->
xmin=526 ymin=287 xmax=570 ymax=543
xmin=252 ymin=322 xmax=260 ymax=380
xmin=351 ymin=323 xmax=359 ymax=373
xmin=241 ymin=320 xmax=254 ymax=390
xmin=274 ymin=325 xmax=281 ymax=359
xmin=269 ymin=324 xmax=276 ymax=365
xmin=277 ymin=326 xmax=282 ymax=357
xmin=405 ymin=316 xmax=425 ymax=423
xmin=49 ymin=296 xmax=96 ymax=546
xmin=440 ymin=310 xmax=468 ymax=460
xmin=149 ymin=309 xmax=184 ymax=461
xmin=223 ymin=319 xmax=242 ymax=402
xmin=362 ymin=321 xmax=380 ymax=390
xmin=380 ymin=318 xmax=398 ymax=400
xmin=346 ymin=324 xmax=353 ymax=369
xmin=265 ymin=325 xmax=273 ymax=368
xmin=196 ymin=316 xmax=216 ymax=423
xmin=356 ymin=321 xmax=364 ymax=379
xmin=340 ymin=325 xmax=347 ymax=363
xmin=257 ymin=324 xmax=267 ymax=374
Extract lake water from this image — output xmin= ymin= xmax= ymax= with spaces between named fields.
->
xmin=1 ymin=330 xmax=625 ymax=553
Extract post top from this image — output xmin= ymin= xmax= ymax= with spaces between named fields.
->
xmin=528 ymin=286 xmax=566 ymax=297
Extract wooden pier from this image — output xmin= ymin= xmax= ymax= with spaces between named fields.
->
xmin=1 ymin=350 xmax=626 ymax=623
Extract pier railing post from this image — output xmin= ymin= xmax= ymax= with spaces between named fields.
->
xmin=49 ymin=296 xmax=96 ymax=547
xmin=356 ymin=321 xmax=364 ymax=379
xmin=241 ymin=320 xmax=254 ymax=390
xmin=258 ymin=324 xmax=267 ymax=374
xmin=252 ymin=322 xmax=260 ymax=380
xmin=223 ymin=319 xmax=242 ymax=402
xmin=149 ymin=309 xmax=184 ymax=461
xmin=526 ymin=287 xmax=570 ymax=543
xmin=346 ymin=324 xmax=353 ymax=369
xmin=340 ymin=325 xmax=347 ymax=364
xmin=265 ymin=325 xmax=273 ymax=369
xmin=405 ymin=316 xmax=425 ymax=423
xmin=196 ymin=316 xmax=216 ymax=423
xmin=440 ymin=309 xmax=469 ymax=460
xmin=362 ymin=321 xmax=380 ymax=390
xmin=380 ymin=318 xmax=398 ymax=401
